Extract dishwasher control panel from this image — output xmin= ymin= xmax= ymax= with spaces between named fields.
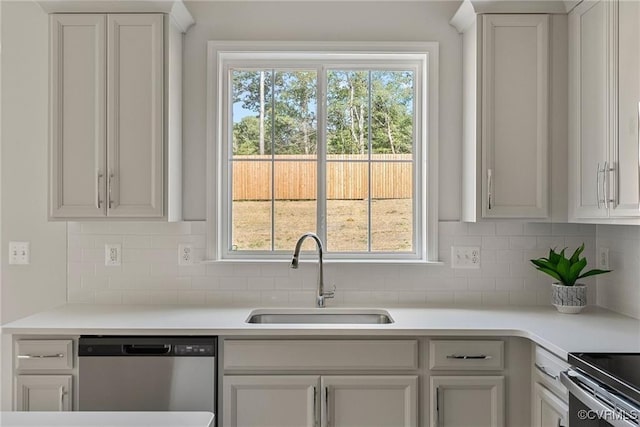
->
xmin=175 ymin=344 xmax=215 ymax=356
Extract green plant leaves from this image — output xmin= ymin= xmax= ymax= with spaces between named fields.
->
xmin=530 ymin=243 xmax=611 ymax=286
xmin=578 ymin=268 xmax=612 ymax=279
xmin=570 ymin=244 xmax=585 ymax=264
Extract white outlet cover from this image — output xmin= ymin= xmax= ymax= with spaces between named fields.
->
xmin=178 ymin=244 xmax=194 ymax=266
xmin=598 ymin=247 xmax=610 ymax=270
xmin=451 ymin=246 xmax=481 ymax=269
xmin=9 ymin=241 xmax=30 ymax=265
xmin=105 ymin=244 xmax=121 ymax=266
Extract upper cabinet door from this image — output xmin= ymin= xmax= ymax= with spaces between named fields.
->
xmin=50 ymin=14 xmax=106 ymax=218
xmin=612 ymin=0 xmax=640 ymax=217
xmin=569 ymin=0 xmax=610 ymax=219
xmin=107 ymin=14 xmax=164 ymax=218
xmin=481 ymin=14 xmax=549 ymax=218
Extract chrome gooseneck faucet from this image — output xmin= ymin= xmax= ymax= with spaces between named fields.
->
xmin=290 ymin=232 xmax=335 ymax=308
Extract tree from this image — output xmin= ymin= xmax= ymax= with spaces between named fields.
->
xmin=371 ymin=71 xmax=413 ymax=154
xmin=232 ymin=116 xmax=261 ymax=155
xmin=327 ymin=71 xmax=369 ymax=155
xmin=232 ymin=69 xmax=414 ymax=157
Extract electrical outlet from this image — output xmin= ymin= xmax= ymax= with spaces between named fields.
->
xmin=105 ymin=244 xmax=121 ymax=266
xmin=598 ymin=247 xmax=610 ymax=270
xmin=451 ymin=246 xmax=481 ymax=269
xmin=9 ymin=241 xmax=30 ymax=265
xmin=178 ymin=244 xmax=194 ymax=266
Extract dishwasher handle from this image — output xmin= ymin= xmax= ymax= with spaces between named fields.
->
xmin=122 ymin=344 xmax=172 ymax=355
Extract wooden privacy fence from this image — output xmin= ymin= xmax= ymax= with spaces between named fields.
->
xmin=232 ymin=154 xmax=413 ymax=200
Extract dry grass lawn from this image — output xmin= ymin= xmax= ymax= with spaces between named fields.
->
xmin=232 ymin=199 xmax=413 ymax=252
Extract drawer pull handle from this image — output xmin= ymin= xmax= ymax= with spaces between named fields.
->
xmin=17 ymin=353 xmax=64 ymax=359
xmin=446 ymin=354 xmax=492 ymax=360
xmin=535 ymin=363 xmax=558 ymax=380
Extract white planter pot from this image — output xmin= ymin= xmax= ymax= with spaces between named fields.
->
xmin=551 ymin=283 xmax=587 ymax=314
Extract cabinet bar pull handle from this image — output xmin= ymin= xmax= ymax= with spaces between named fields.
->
xmin=597 ymin=163 xmax=602 ymax=209
xmin=436 ymin=386 xmax=441 ymax=427
xmin=312 ymin=386 xmax=317 ymax=427
xmin=59 ymin=386 xmax=67 ymax=410
xmin=637 ymin=101 xmax=640 ymax=208
xmin=487 ymin=169 xmax=493 ymax=210
xmin=17 ymin=353 xmax=64 ymax=359
xmin=324 ymin=387 xmax=329 ymax=427
xmin=446 ymin=354 xmax=492 ymax=360
xmin=603 ymin=161 xmax=610 ymax=209
xmin=108 ymin=170 xmax=114 ymax=209
xmin=535 ymin=363 xmax=558 ymax=380
xmin=96 ymin=171 xmax=103 ymax=209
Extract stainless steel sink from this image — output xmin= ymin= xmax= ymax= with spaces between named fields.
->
xmin=246 ymin=309 xmax=394 ymax=324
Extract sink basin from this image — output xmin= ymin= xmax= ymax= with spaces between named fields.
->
xmin=246 ymin=309 xmax=394 ymax=324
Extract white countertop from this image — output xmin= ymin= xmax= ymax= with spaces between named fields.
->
xmin=0 ymin=411 xmax=214 ymax=426
xmin=2 ymin=304 xmax=640 ymax=359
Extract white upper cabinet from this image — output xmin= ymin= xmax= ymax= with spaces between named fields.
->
xmin=48 ymin=8 xmax=190 ymax=221
xmin=569 ymin=0 xmax=640 ymax=222
xmin=107 ymin=14 xmax=164 ymax=217
xmin=481 ymin=14 xmax=549 ymax=219
xmin=612 ymin=0 xmax=640 ymax=217
xmin=49 ymin=15 xmax=106 ymax=218
xmin=452 ymin=5 xmax=551 ymax=221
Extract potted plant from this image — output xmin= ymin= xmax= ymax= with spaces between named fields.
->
xmin=530 ymin=244 xmax=611 ymax=314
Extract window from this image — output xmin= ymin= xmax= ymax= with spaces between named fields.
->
xmin=207 ymin=42 xmax=439 ymax=262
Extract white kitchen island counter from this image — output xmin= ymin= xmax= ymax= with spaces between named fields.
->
xmin=0 ymin=412 xmax=214 ymax=426
xmin=2 ymin=304 xmax=640 ymax=359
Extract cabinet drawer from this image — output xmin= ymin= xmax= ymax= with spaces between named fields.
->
xmin=533 ymin=345 xmax=569 ymax=400
xmin=15 ymin=340 xmax=73 ymax=371
xmin=429 ymin=340 xmax=504 ymax=370
xmin=224 ymin=340 xmax=418 ymax=371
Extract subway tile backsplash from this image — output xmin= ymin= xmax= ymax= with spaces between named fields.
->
xmin=67 ymin=220 xmax=598 ymax=308
xmin=596 ymin=225 xmax=640 ymax=319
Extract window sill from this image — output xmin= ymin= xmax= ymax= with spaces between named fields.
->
xmin=199 ymin=258 xmax=444 ymax=266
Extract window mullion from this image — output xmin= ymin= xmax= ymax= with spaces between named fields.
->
xmin=317 ymin=66 xmax=328 ymax=247
xmin=367 ymin=70 xmax=372 ymax=252
xmin=270 ymin=69 xmax=276 ymax=252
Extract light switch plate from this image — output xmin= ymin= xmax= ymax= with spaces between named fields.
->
xmin=451 ymin=246 xmax=481 ymax=269
xmin=105 ymin=244 xmax=121 ymax=266
xmin=9 ymin=241 xmax=30 ymax=265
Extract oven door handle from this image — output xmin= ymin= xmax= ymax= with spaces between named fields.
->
xmin=560 ymin=370 xmax=640 ymax=427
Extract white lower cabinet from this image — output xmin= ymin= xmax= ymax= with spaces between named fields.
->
xmin=222 ymin=375 xmax=417 ymax=427
xmin=223 ymin=376 xmax=317 ymax=427
xmin=15 ymin=375 xmax=72 ymax=411
xmin=430 ymin=376 xmax=505 ymax=427
xmin=323 ymin=376 xmax=417 ymax=427
xmin=14 ymin=339 xmax=75 ymax=412
xmin=532 ymin=383 xmax=568 ymax=427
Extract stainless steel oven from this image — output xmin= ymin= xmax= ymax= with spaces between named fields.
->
xmin=78 ymin=336 xmax=216 ymax=416
xmin=561 ymin=353 xmax=640 ymax=427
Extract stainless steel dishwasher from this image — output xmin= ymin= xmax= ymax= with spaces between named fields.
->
xmin=78 ymin=336 xmax=216 ymax=415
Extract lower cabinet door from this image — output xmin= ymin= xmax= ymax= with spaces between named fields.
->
xmin=430 ymin=376 xmax=504 ymax=427
xmin=15 ymin=375 xmax=72 ymax=411
xmin=223 ymin=375 xmax=319 ymax=427
xmin=533 ymin=382 xmax=568 ymax=427
xmin=322 ymin=376 xmax=418 ymax=427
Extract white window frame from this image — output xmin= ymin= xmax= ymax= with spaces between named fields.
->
xmin=206 ymin=41 xmax=439 ymax=263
